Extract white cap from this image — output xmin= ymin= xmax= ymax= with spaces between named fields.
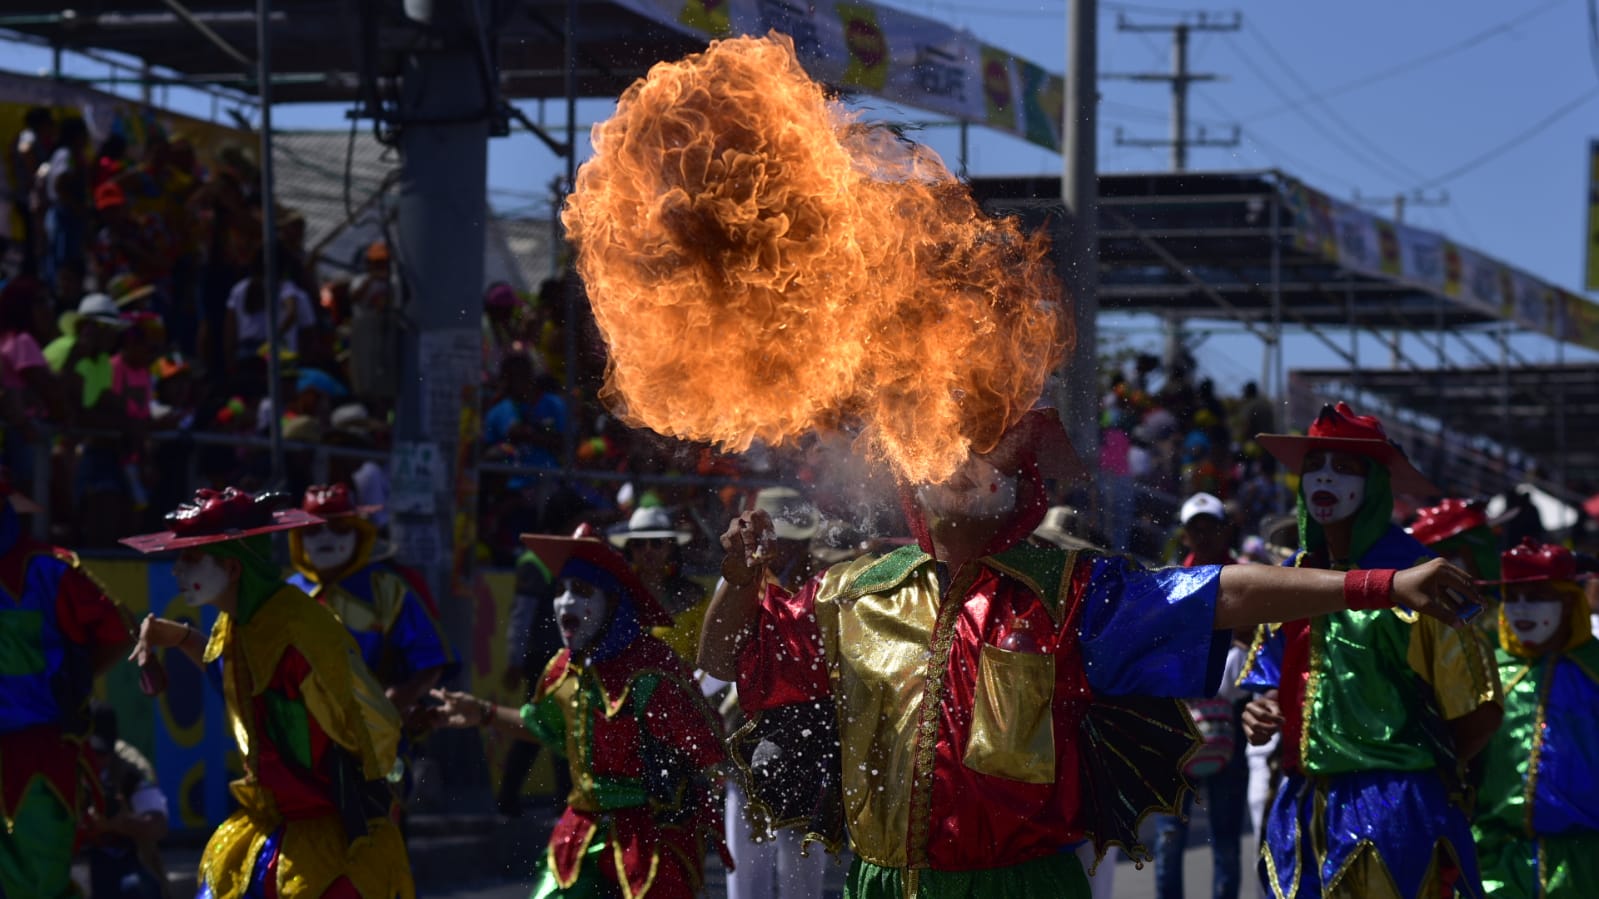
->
xmin=1180 ymin=492 xmax=1226 ymax=525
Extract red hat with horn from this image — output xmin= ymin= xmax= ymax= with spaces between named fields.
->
xmin=1257 ymin=402 xmax=1438 ymax=496
xmin=121 ymin=488 xmax=322 ymax=553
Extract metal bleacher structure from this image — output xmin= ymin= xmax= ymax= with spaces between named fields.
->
xmin=6 ymin=3 xmax=1598 ymax=499
xmin=972 ymin=171 xmax=1599 ymax=495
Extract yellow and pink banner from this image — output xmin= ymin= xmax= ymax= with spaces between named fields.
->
xmin=613 ymin=0 xmax=1066 ymax=151
xmin=1280 ymin=174 xmax=1599 ymax=352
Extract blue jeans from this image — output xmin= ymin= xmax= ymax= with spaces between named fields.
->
xmin=1153 ymin=710 xmax=1248 ymax=899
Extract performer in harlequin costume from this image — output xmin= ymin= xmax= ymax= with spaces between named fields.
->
xmin=123 ymin=488 xmax=414 ymax=899
xmin=431 ymin=526 xmax=727 ymax=899
xmin=1240 ymin=403 xmax=1504 ymax=899
xmin=1471 ymin=539 xmax=1599 ymax=898
xmin=1410 ymin=498 xmax=1504 ymax=637
xmin=286 ymin=484 xmax=455 ymax=721
xmin=0 ymin=480 xmax=131 ymax=898
xmin=696 ymin=408 xmax=1479 ymax=899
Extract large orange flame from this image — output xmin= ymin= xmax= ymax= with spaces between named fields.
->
xmin=562 ymin=33 xmax=1070 ymax=485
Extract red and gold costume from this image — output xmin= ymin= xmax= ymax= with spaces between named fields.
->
xmin=518 ymin=531 xmax=726 ymax=899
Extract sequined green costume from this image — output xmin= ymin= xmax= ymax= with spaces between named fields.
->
xmin=1472 ymin=636 xmax=1599 ymax=897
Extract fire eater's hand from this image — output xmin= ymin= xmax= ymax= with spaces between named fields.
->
xmin=719 ymin=510 xmax=773 ymax=588
xmin=1391 ymin=558 xmax=1481 ymax=628
xmin=1242 ymin=692 xmax=1283 ymax=746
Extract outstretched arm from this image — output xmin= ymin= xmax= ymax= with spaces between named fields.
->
xmin=697 ymin=510 xmax=773 ymax=681
xmin=428 ymin=688 xmax=541 ymax=743
xmin=1214 ymin=557 xmax=1477 ymax=631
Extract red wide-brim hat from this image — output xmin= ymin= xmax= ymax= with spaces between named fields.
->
xmin=300 ymin=483 xmax=380 ymax=520
xmin=121 ymin=489 xmax=325 ymax=553
xmin=520 ymin=527 xmax=674 ymax=628
xmin=1477 ymin=536 xmax=1578 ymax=586
xmin=1408 ymin=498 xmax=1488 ymax=546
xmin=1257 ymin=402 xmax=1438 ymax=496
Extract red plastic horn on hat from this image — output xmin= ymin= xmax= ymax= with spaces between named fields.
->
xmin=1497 ymin=537 xmax=1577 ymax=585
xmin=120 ymin=488 xmax=322 ymax=553
xmin=1409 ymin=498 xmax=1488 ymax=547
xmin=1256 ymin=402 xmax=1438 ymax=496
xmin=300 ymin=484 xmax=380 ymax=519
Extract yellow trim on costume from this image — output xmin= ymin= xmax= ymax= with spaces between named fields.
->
xmin=549 ymin=818 xmax=599 ymax=889
xmin=905 ymin=565 xmax=977 ymax=870
xmin=1318 ymin=839 xmax=1403 ymax=899
xmin=613 ymin=832 xmax=661 ymax=899
xmin=1523 ymin=669 xmax=1557 ymax=839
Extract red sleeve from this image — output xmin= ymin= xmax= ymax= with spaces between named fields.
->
xmin=643 ymin=676 xmax=726 ymax=769
xmin=735 ymin=578 xmax=831 ymax=714
xmin=54 ymin=565 xmax=130 ymax=650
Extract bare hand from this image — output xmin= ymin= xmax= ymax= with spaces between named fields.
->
xmin=1242 ymin=693 xmax=1283 ymax=746
xmin=428 ymin=688 xmax=488 ymax=729
xmin=129 ymin=615 xmax=189 ymax=668
xmin=719 ymin=510 xmax=773 ymax=588
xmin=1392 ymin=558 xmax=1481 ymax=627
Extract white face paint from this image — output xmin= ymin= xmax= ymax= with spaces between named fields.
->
xmin=1301 ymin=453 xmax=1366 ymax=525
xmin=553 ymin=579 xmax=609 ymax=653
xmin=1507 ymin=597 xmax=1565 ymax=649
xmin=302 ymin=524 xmax=359 ymax=573
xmin=916 ymin=457 xmax=1020 ymax=523
xmin=174 ymin=553 xmax=232 ymax=607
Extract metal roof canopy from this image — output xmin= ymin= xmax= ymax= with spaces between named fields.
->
xmin=1290 ymin=364 xmax=1599 ymax=489
xmin=0 ymin=1 xmax=701 ymax=104
xmin=970 ymin=170 xmax=1502 ymax=332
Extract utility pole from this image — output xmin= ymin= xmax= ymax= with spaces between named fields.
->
xmin=1352 ymin=188 xmax=1450 ymax=224
xmin=1061 ymin=0 xmax=1099 ymax=476
xmin=1105 ymin=12 xmax=1241 ymax=171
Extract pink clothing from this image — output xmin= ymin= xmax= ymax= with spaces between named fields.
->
xmin=1099 ymin=427 xmax=1131 ymax=477
xmin=111 ymin=356 xmax=152 ymax=420
xmin=0 ymin=332 xmax=46 ymax=392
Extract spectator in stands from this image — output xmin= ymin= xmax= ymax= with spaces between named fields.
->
xmin=51 ymin=294 xmax=137 ymax=545
xmin=113 ymin=313 xmax=165 ymax=513
xmin=193 ymin=144 xmax=260 ymax=376
xmin=347 ymin=242 xmax=400 ymax=416
xmin=483 ymin=351 xmax=566 ymax=472
xmin=41 ymin=116 xmax=90 ymax=287
xmin=222 ymin=250 xmax=315 ymax=374
xmin=7 ymin=106 xmax=54 ymax=277
xmin=91 ymin=180 xmax=170 ymax=288
xmin=91 ymin=132 xmax=128 ymax=192
xmin=482 ymin=281 xmax=525 ymax=384
xmin=0 ymin=275 xmax=61 ymax=424
xmin=1231 ymin=381 xmax=1275 ymax=451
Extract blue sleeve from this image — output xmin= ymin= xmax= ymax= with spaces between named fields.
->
xmin=532 ymin=394 xmax=568 ymax=434
xmin=1236 ymin=625 xmax=1283 ymax=692
xmin=482 ymin=400 xmax=514 ymax=444
xmin=386 ymin=589 xmax=456 ymax=681
xmin=1076 ymin=555 xmax=1228 ymax=698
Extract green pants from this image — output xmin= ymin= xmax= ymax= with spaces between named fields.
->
xmin=846 ymin=852 xmax=1090 ymax=899
xmin=1480 ymin=832 xmax=1599 ymax=899
xmin=530 ymin=839 xmax=611 ymax=899
xmin=0 ymin=778 xmax=79 ymax=899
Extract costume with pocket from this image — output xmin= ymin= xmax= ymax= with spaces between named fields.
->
xmin=731 ymin=510 xmax=1229 ymax=897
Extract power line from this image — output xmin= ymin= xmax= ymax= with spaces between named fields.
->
xmin=1105 ymin=12 xmax=1242 ymax=171
xmin=1247 ymin=0 xmax=1568 ymax=120
xmin=1416 ymin=86 xmax=1599 ymax=188
xmin=1193 ymin=92 xmax=1358 ymax=191
xmin=1239 ymin=24 xmax=1430 ymax=186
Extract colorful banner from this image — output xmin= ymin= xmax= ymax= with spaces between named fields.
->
xmin=1280 ymin=174 xmax=1599 ymax=352
xmin=613 ymin=0 xmax=1065 ymax=150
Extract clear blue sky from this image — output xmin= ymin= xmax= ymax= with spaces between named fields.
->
xmin=6 ymin=0 xmax=1598 ymax=391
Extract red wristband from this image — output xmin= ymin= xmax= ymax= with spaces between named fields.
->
xmin=1344 ymin=568 xmax=1396 ymax=610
